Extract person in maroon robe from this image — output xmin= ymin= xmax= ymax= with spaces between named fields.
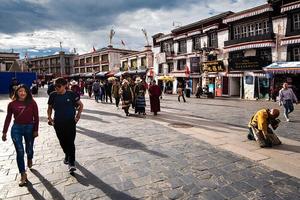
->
xmin=148 ymin=80 xmax=162 ymax=115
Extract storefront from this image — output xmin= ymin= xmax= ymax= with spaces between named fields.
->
xmin=201 ymin=60 xmax=226 ymax=96
xmin=228 ymin=56 xmax=271 ymax=100
xmin=264 ymin=62 xmax=300 ymax=100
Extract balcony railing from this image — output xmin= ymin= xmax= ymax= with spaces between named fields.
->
xmin=224 ymin=33 xmax=274 ymax=47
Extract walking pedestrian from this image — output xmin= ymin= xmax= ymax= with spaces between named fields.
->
xmin=92 ymin=80 xmax=101 ymax=103
xmin=120 ymin=79 xmax=133 ymax=116
xmin=279 ymin=82 xmax=298 ymax=122
xmin=112 ymin=80 xmax=121 ymax=108
xmin=47 ymin=77 xmax=83 ymax=173
xmin=148 ymin=80 xmax=162 ymax=115
xmin=105 ymin=80 xmax=113 ymax=103
xmin=177 ymin=82 xmax=186 ymax=102
xmin=195 ymin=83 xmax=203 ymax=98
xmin=2 ymin=84 xmax=39 ymax=186
xmin=134 ymin=77 xmax=146 ymax=115
xmin=9 ymin=77 xmax=20 ymax=98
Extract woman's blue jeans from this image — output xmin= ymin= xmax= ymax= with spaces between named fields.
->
xmin=283 ymin=100 xmax=294 ymax=119
xmin=11 ymin=124 xmax=34 ymax=173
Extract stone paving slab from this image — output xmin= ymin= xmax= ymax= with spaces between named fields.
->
xmin=0 ymin=90 xmax=299 ymax=199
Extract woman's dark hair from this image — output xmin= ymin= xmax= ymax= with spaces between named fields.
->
xmin=12 ymin=84 xmax=33 ymax=105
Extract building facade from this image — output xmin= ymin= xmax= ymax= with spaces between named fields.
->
xmin=223 ymin=3 xmax=275 ymax=100
xmin=265 ymin=0 xmax=300 ymax=100
xmin=152 ymin=12 xmax=233 ymax=95
xmin=120 ymin=45 xmax=153 ymax=80
xmin=0 ymin=52 xmax=20 ymax=72
xmin=73 ymin=46 xmax=137 ymax=77
xmin=23 ymin=51 xmax=75 ymax=79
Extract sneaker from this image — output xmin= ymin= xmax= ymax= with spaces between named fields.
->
xmin=68 ymin=165 xmax=76 ymax=172
xmin=287 ymin=118 xmax=290 ymax=122
xmin=63 ymin=156 xmax=69 ymax=165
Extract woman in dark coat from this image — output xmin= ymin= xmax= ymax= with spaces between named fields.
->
xmin=120 ymin=79 xmax=133 ymax=116
xmin=148 ymin=80 xmax=162 ymax=115
xmin=134 ymin=77 xmax=146 ymax=115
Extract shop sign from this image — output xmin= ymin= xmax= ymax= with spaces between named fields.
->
xmin=201 ymin=61 xmax=225 ymax=73
xmin=229 ymin=57 xmax=271 ymax=71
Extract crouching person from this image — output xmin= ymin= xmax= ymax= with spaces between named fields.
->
xmin=248 ymin=108 xmax=282 ymax=148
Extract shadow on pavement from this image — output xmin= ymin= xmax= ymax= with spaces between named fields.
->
xmin=26 ymin=180 xmax=46 ymax=200
xmin=73 ymin=163 xmax=137 ymax=200
xmin=39 ymin=115 xmax=110 ymax=124
xmin=30 ymin=169 xmax=66 ymax=200
xmin=84 ymin=109 xmax=124 ymax=118
xmin=77 ymin=126 xmax=168 ymax=158
xmin=273 ymin=144 xmax=300 ymax=153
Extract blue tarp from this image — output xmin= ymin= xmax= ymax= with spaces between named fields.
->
xmin=0 ymin=72 xmax=37 ymax=94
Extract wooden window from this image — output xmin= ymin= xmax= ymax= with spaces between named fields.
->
xmin=293 ymin=13 xmax=300 ymax=30
xmin=177 ymin=59 xmax=186 ymax=70
xmin=141 ymin=57 xmax=147 ymax=67
xmin=130 ymin=59 xmax=137 ymax=69
xmin=101 ymin=54 xmax=109 ymax=62
xmin=293 ymin=47 xmax=300 ymax=61
xmin=178 ymin=39 xmax=187 ymax=53
xmin=193 ymin=37 xmax=201 ymax=51
xmin=208 ymin=32 xmax=218 ymax=48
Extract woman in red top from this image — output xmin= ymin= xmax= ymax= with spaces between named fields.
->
xmin=2 ymin=84 xmax=39 ymax=186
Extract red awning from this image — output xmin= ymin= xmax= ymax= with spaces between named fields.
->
xmin=106 ymin=71 xmax=115 ymax=77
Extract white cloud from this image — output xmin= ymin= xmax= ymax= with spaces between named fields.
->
xmin=1 ymin=0 xmax=266 ymax=55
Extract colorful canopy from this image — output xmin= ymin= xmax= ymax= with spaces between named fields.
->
xmin=157 ymin=75 xmax=175 ymax=81
xmin=263 ymin=62 xmax=300 ymax=74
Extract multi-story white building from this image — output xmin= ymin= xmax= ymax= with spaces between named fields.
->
xmin=223 ymin=3 xmax=275 ymax=100
xmin=120 ymin=45 xmax=153 ymax=80
xmin=152 ymin=12 xmax=233 ymax=95
xmin=264 ymin=0 xmax=300 ymax=100
xmin=73 ymin=46 xmax=137 ymax=77
xmin=21 ymin=51 xmax=75 ymax=80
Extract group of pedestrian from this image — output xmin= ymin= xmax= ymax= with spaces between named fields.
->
xmin=2 ymin=77 xmax=83 ymax=187
xmin=2 ymin=77 xmax=297 ymax=187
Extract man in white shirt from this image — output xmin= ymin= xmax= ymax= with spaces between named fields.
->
xmin=279 ymin=82 xmax=298 ymax=122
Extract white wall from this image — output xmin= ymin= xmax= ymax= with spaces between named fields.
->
xmin=174 ymin=42 xmax=179 ymax=55
xmin=217 ymin=30 xmax=228 ymax=60
xmin=109 ymin=52 xmax=121 ymax=69
xmin=187 ymin=38 xmax=193 ymax=54
xmin=244 ymin=75 xmax=255 ymax=100
xmin=152 ymin=46 xmax=160 ymax=82
xmin=229 ymin=77 xmax=240 ymax=96
xmin=272 ymin=17 xmax=288 ymax=62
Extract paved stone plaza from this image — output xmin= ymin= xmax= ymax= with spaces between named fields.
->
xmin=0 ymin=89 xmax=299 ymax=200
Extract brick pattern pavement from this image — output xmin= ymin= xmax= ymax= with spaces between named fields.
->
xmin=0 ymin=90 xmax=299 ymax=199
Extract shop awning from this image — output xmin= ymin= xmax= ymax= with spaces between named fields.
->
xmin=127 ymin=69 xmax=147 ymax=74
xmin=96 ymin=71 xmax=108 ymax=77
xmin=157 ymin=75 xmax=175 ymax=81
xmin=224 ymin=41 xmax=275 ymax=52
xmin=263 ymin=62 xmax=300 ymax=74
xmin=114 ymin=71 xmax=124 ymax=77
xmin=281 ymin=36 xmax=300 ymax=46
xmin=106 ymin=71 xmax=115 ymax=77
xmin=281 ymin=1 xmax=300 ymax=13
xmin=223 ymin=4 xmax=273 ymax=24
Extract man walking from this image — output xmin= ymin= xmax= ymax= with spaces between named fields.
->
xmin=47 ymin=77 xmax=83 ymax=172
xmin=279 ymin=82 xmax=298 ymax=122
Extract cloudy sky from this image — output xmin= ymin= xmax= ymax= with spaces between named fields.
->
xmin=0 ymin=0 xmax=266 ymax=58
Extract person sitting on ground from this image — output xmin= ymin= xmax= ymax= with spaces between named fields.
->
xmin=248 ymin=108 xmax=281 ymax=148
